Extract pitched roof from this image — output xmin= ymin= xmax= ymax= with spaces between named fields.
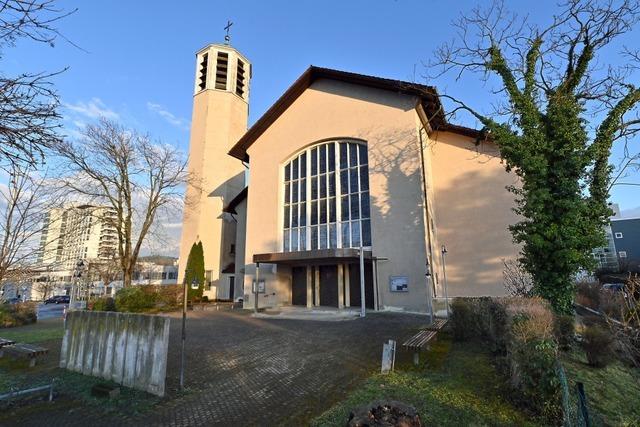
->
xmin=228 ymin=66 xmax=483 ymax=161
xmin=223 ymin=187 xmax=248 ymax=214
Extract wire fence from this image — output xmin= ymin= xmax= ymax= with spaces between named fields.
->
xmin=557 ymin=362 xmax=592 ymax=427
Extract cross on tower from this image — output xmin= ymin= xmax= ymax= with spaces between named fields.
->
xmin=224 ymin=20 xmax=233 ymax=44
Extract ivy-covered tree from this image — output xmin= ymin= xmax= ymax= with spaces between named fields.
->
xmin=184 ymin=242 xmax=205 ymax=302
xmin=432 ymin=0 xmax=640 ymax=313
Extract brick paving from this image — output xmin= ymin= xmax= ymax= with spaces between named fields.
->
xmin=1 ymin=309 xmax=428 ymax=426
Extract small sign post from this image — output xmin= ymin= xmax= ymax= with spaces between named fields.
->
xmin=381 ymin=339 xmax=396 ymax=374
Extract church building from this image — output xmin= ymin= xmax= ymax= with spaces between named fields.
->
xmin=178 ymin=41 xmax=520 ymax=314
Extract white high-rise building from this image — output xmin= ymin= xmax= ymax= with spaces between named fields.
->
xmin=39 ymin=204 xmax=118 ymax=270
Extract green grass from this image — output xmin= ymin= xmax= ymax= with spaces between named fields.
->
xmin=0 ymin=320 xmax=64 ymax=343
xmin=312 ymin=334 xmax=540 ymax=427
xmin=562 ymin=350 xmax=640 ymax=426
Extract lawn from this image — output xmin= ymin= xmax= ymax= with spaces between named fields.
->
xmin=562 ymin=351 xmax=640 ymax=426
xmin=0 ymin=319 xmax=64 ymax=343
xmin=312 ymin=333 xmax=541 ymax=427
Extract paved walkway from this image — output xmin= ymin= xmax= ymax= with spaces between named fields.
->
xmin=1 ymin=309 xmax=429 ymax=426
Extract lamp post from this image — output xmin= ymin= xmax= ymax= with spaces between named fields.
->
xmin=441 ymin=245 xmax=450 ymax=317
xmin=425 ymin=259 xmax=433 ymax=323
xmin=180 ymin=269 xmax=198 ymax=390
xmin=70 ymin=260 xmax=85 ymax=310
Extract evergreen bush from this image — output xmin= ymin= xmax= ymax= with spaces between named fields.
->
xmin=0 ymin=302 xmax=36 ymax=327
xmin=115 ymin=287 xmax=156 ymax=313
xmin=581 ymin=325 xmax=614 ymax=368
xmin=92 ymin=297 xmax=116 ymax=312
xmin=184 ymin=242 xmax=205 ymax=302
xmin=554 ymin=315 xmax=575 ymax=350
xmin=450 ymin=299 xmax=474 ymax=341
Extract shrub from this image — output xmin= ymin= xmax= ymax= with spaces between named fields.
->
xmin=115 ymin=287 xmax=156 ymax=313
xmin=502 ymin=298 xmax=561 ymax=421
xmin=554 ymin=315 xmax=575 ymax=350
xmin=449 ymin=296 xmax=562 ymax=421
xmin=576 ymin=281 xmax=601 ymax=310
xmin=581 ymin=325 xmax=614 ymax=368
xmin=92 ymin=297 xmax=116 ymax=312
xmin=450 ymin=298 xmax=474 ymax=341
xmin=0 ymin=302 xmax=37 ymax=327
xmin=157 ymin=285 xmax=181 ymax=309
xmin=599 ymin=289 xmax=625 ymax=321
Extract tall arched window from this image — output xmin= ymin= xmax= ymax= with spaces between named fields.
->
xmin=283 ymin=140 xmax=371 ymax=252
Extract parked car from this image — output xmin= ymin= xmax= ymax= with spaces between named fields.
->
xmin=44 ymin=295 xmax=70 ymax=305
xmin=602 ymin=283 xmax=625 ymax=292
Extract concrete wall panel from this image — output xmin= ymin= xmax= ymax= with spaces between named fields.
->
xmin=60 ymin=311 xmax=170 ymax=396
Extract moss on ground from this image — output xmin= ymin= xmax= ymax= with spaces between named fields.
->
xmin=311 ymin=334 xmax=540 ymax=427
xmin=562 ymin=350 xmax=640 ymax=426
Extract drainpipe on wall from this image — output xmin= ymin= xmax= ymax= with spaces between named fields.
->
xmin=417 ymin=122 xmax=435 ymax=320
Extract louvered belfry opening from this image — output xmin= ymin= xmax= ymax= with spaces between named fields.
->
xmin=215 ymin=51 xmax=229 ymax=90
xmin=236 ymin=59 xmax=246 ymax=97
xmin=198 ymin=53 xmax=208 ymax=91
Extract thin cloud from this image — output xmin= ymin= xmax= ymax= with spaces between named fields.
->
xmin=147 ymin=102 xmax=190 ymax=131
xmin=63 ymin=98 xmax=120 ymax=120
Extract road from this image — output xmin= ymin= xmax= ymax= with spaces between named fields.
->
xmin=37 ymin=303 xmax=67 ymax=320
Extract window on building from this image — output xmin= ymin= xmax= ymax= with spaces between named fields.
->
xmin=236 ymin=59 xmax=246 ymax=97
xmin=205 ymin=270 xmax=213 ymax=290
xmin=619 ymin=251 xmax=627 ymax=258
xmin=215 ymin=51 xmax=228 ymax=90
xmin=198 ymin=53 xmax=208 ymax=91
xmin=615 ymin=232 xmax=623 ymax=239
xmin=230 ymin=243 xmax=236 ymax=255
xmin=283 ymin=140 xmax=371 ymax=252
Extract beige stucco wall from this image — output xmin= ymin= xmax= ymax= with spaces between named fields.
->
xmin=427 ymin=131 xmax=520 ymax=297
xmin=233 ymin=197 xmax=247 ymax=301
xmin=243 ymin=79 xmax=432 ymax=312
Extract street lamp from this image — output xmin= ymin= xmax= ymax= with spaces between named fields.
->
xmin=425 ymin=259 xmax=433 ymax=323
xmin=180 ymin=269 xmax=199 ymax=390
xmin=441 ymin=245 xmax=450 ymax=317
xmin=70 ymin=260 xmax=85 ymax=309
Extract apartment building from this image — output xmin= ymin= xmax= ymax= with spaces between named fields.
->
xmin=38 ymin=204 xmax=118 ymax=272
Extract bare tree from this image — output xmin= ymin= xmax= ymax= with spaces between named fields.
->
xmin=0 ymin=164 xmax=61 ymax=287
xmin=55 ymin=118 xmax=189 ymax=287
xmin=503 ymin=259 xmax=534 ymax=297
xmin=86 ymin=256 xmax=122 ymax=288
xmin=0 ymin=1 xmax=76 ymax=170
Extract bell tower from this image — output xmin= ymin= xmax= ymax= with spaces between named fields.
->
xmin=178 ymin=42 xmax=251 ymax=293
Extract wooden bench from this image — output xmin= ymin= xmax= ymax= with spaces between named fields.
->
xmin=403 ymin=329 xmax=438 ymax=366
xmin=2 ymin=343 xmax=49 ymax=367
xmin=0 ymin=338 xmax=16 ymax=358
xmin=426 ymin=318 xmax=448 ymax=331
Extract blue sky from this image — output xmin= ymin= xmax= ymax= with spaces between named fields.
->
xmin=6 ymin=0 xmax=640 ymax=218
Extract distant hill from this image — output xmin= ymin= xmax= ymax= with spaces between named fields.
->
xmin=137 ymin=255 xmax=178 ymax=266
xmin=622 ymin=206 xmax=640 ymax=218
